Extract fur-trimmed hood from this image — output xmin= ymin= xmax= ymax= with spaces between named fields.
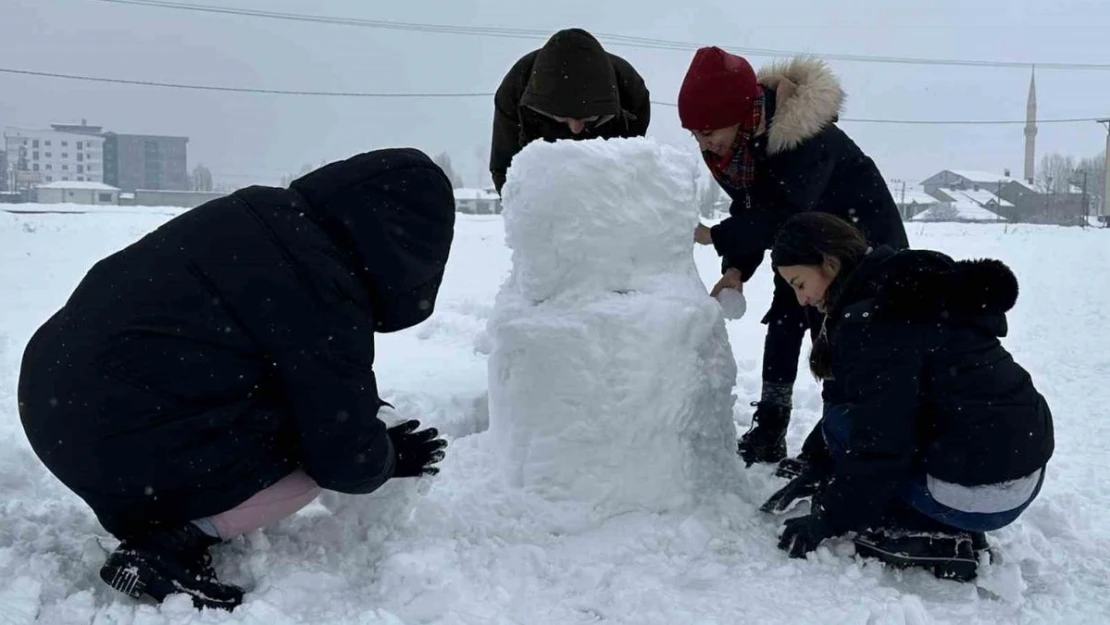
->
xmin=757 ymin=55 xmax=846 ymax=155
xmin=833 ymin=247 xmax=1020 ymax=336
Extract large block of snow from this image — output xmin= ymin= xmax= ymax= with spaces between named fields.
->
xmin=488 ymin=138 xmax=740 ymax=516
xmin=499 ymin=138 xmax=707 ymax=302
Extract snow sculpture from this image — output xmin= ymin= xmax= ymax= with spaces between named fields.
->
xmin=487 ymin=137 xmax=740 ymax=516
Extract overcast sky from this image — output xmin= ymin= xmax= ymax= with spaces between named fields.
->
xmin=3 ymin=0 xmax=1108 ymax=189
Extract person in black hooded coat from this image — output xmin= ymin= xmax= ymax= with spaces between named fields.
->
xmin=489 ymin=27 xmax=651 ymax=194
xmin=17 ymin=148 xmax=456 ymax=610
xmin=763 ymin=212 xmax=1053 ymax=581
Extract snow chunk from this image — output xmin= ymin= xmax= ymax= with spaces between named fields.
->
xmin=716 ymin=287 xmax=747 ymax=320
xmin=500 ymin=137 xmax=703 ymax=302
xmin=488 ymin=137 xmax=740 ymax=517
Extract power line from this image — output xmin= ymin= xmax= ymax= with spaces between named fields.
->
xmin=95 ymin=0 xmax=1110 ymax=71
xmin=3 ymin=66 xmax=1106 ymax=126
xmin=0 ymin=67 xmax=490 ymax=98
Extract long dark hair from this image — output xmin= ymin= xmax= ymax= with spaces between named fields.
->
xmin=771 ymin=212 xmax=869 ymax=380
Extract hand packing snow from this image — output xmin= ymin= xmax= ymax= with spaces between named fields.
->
xmin=716 ymin=287 xmax=747 ymax=320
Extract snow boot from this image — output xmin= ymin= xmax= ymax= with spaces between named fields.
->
xmin=852 ymin=527 xmax=981 ymax=582
xmin=99 ymin=523 xmax=244 ymax=611
xmin=737 ymin=402 xmax=789 ymax=466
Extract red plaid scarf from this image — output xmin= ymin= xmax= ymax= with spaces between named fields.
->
xmin=706 ymin=87 xmax=764 ymax=191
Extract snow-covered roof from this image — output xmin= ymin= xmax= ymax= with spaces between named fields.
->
xmin=911 ymin=201 xmax=1005 ymax=223
xmin=945 ymin=170 xmax=1036 ymax=192
xmin=889 ymin=184 xmax=940 ymax=205
xmin=454 ymin=188 xmax=500 ymax=201
xmin=37 ymin=181 xmax=120 ymax=191
xmin=948 ymin=188 xmax=1014 ymax=208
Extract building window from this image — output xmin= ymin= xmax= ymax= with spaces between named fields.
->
xmin=62 ymin=165 xmax=68 ymax=171
xmin=77 ymin=153 xmax=84 ymax=162
xmin=98 ymin=193 xmax=112 ymax=203
xmin=62 ymin=153 xmax=68 ymax=159
xmin=45 ymin=141 xmax=51 ymax=147
xmin=45 ymin=176 xmax=52 ymax=182
xmin=45 ymin=153 xmax=51 ymax=158
xmin=77 ymin=176 xmax=84 ymax=182
xmin=46 ymin=165 xmax=52 ymax=171
xmin=77 ymin=165 xmax=84 ymax=173
xmin=32 ymin=164 xmax=39 ymax=171
xmin=32 ymin=140 xmax=39 ymax=148
xmin=62 ymin=141 xmax=68 ymax=147
xmin=33 ymin=152 xmax=39 ymax=160
xmin=77 ymin=141 xmax=83 ymax=150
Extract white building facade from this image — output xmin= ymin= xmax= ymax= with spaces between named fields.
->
xmin=3 ymin=125 xmax=105 ymax=191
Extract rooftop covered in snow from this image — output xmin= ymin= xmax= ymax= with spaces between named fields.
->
xmin=37 ymin=181 xmax=120 ymax=191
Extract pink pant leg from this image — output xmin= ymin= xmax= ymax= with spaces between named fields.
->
xmin=206 ymin=470 xmax=322 ymax=539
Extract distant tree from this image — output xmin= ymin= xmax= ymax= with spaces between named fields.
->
xmin=190 ymin=164 xmax=214 ymax=192
xmin=431 ymin=152 xmax=464 ymax=189
xmin=1036 ymin=153 xmax=1077 ymax=193
xmin=0 ymin=152 xmax=8 ymax=192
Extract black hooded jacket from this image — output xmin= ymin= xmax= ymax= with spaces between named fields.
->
xmin=17 ymin=148 xmax=455 ymax=538
xmin=813 ymin=246 xmax=1054 ymax=534
xmin=489 ymin=28 xmax=651 ymax=193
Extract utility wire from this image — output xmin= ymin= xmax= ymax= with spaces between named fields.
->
xmin=2 ymin=66 xmax=1105 ymax=125
xmin=0 ymin=67 xmax=490 ymax=98
xmin=95 ymin=0 xmax=1110 ymax=71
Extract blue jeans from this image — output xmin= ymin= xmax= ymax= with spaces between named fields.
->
xmin=821 ymin=412 xmax=1045 ymax=533
xmin=898 ymin=469 xmax=1045 ymax=532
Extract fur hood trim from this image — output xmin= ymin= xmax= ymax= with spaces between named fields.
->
xmin=757 ymin=55 xmax=846 ymax=155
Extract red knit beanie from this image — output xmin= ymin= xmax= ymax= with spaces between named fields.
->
xmin=678 ymin=47 xmax=759 ymax=131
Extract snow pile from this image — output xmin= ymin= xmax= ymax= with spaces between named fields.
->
xmin=487 ymin=138 xmax=740 ymax=516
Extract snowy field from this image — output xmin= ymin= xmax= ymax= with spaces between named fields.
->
xmin=1 ymin=203 xmax=1108 ymax=624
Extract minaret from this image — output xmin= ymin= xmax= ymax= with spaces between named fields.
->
xmin=1024 ymin=67 xmax=1037 ymax=185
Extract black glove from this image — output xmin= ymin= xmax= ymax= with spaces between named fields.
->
xmin=760 ymin=471 xmax=827 ymax=514
xmin=777 ymin=513 xmax=832 ymax=559
xmin=387 ymin=420 xmax=447 ymax=477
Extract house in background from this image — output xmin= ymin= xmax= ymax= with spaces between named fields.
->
xmin=888 ymin=183 xmax=944 ymax=220
xmin=454 ymin=187 xmax=502 ymax=214
xmin=919 ymin=168 xmax=1087 ymax=224
xmin=35 ymin=180 xmax=120 ymax=205
xmin=3 ymin=122 xmax=106 ymax=190
xmin=102 ymin=132 xmax=189 ymax=192
xmin=910 ymin=199 xmax=1006 ymax=223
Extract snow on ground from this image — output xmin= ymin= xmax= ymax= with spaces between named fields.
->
xmin=1 ymin=203 xmax=1109 ymax=624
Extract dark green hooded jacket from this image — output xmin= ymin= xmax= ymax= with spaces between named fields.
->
xmin=489 ymin=28 xmax=651 ymax=193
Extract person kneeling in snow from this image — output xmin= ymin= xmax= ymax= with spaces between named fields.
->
xmin=765 ymin=212 xmax=1053 ymax=581
xmin=17 ymin=148 xmax=455 ymax=610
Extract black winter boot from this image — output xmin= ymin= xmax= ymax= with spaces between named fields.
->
xmin=99 ymin=523 xmax=244 ymax=610
xmin=853 ymin=527 xmax=981 ymax=582
xmin=738 ymin=402 xmax=789 ymax=466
